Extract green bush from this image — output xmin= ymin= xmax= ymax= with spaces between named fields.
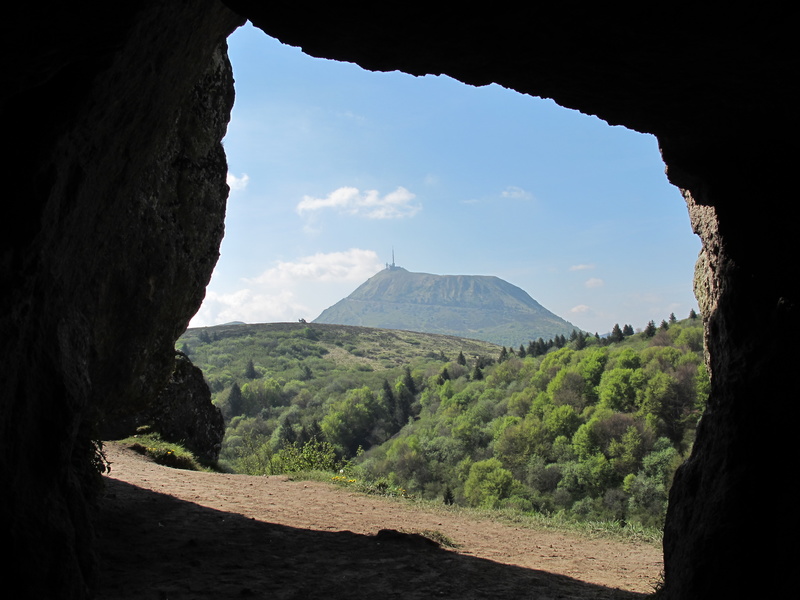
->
xmin=270 ymin=438 xmax=342 ymax=474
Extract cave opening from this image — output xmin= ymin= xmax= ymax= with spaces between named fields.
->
xmin=7 ymin=5 xmax=794 ymax=598
xmin=199 ymin=21 xmax=701 ymax=338
xmin=189 ymin=21 xmax=706 ymax=536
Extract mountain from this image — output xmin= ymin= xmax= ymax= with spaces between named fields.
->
xmin=313 ymin=266 xmax=579 ymax=346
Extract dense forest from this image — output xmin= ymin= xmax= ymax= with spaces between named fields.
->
xmin=179 ymin=312 xmax=706 ymax=529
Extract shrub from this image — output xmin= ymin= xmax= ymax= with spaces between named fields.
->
xmin=464 ymin=458 xmax=515 ymax=508
xmin=269 ymin=438 xmax=343 ymax=474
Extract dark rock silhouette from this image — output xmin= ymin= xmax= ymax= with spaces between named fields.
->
xmin=101 ymin=353 xmax=224 ymax=463
xmin=2 ymin=3 xmax=795 ymax=598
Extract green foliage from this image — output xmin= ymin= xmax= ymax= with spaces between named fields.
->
xmin=464 ymin=458 xmax=515 ymax=508
xmin=122 ymin=432 xmax=204 ymax=471
xmin=321 ymin=386 xmax=385 ymax=455
xmin=644 ymin=320 xmax=657 ymax=337
xmin=91 ymin=439 xmax=111 ymax=476
xmin=183 ymin=317 xmax=705 ymax=529
xmin=269 ymin=438 xmax=342 ymax=474
xmin=597 ymin=368 xmax=645 ymax=412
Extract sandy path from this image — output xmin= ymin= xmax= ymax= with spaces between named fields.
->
xmin=93 ymin=442 xmax=662 ymax=599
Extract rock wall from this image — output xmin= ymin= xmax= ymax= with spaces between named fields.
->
xmin=1 ymin=2 xmax=243 ymax=596
xmin=1 ymin=2 xmax=795 ymax=598
xmin=112 ymin=353 xmax=225 ymax=463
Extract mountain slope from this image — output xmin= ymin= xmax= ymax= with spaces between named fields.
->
xmin=313 ymin=267 xmax=579 ymax=346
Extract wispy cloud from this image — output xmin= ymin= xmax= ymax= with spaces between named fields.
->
xmin=227 ymin=172 xmax=250 ymax=192
xmin=296 ymin=186 xmax=421 ymax=219
xmin=501 ymin=186 xmax=534 ymax=201
xmin=585 ymin=278 xmax=605 ymax=288
xmin=570 ymin=263 xmax=595 ymax=271
xmin=190 ymin=249 xmax=383 ymax=327
xmin=247 ymin=249 xmax=383 ymax=284
xmin=571 ymin=304 xmax=591 ymax=314
xmin=462 ymin=185 xmax=535 ymax=205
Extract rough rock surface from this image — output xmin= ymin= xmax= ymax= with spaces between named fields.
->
xmin=1 ymin=2 xmax=243 ymax=597
xmin=1 ymin=3 xmax=796 ymax=599
xmin=105 ymin=353 xmax=224 ymax=463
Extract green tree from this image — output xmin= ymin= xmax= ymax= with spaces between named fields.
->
xmin=544 ymin=404 xmax=582 ymax=440
xmin=639 ymin=371 xmax=684 ymax=442
xmin=394 ymin=379 xmax=414 ymax=427
xmin=242 ymin=377 xmax=283 ymax=411
xmin=644 ymin=320 xmax=657 ymax=337
xmin=321 ymin=386 xmax=385 ymax=455
xmin=402 ymin=366 xmax=417 ymax=395
xmin=578 ymin=348 xmax=608 ymax=392
xmin=574 ymin=332 xmax=587 ymax=350
xmin=608 ymin=425 xmax=644 ymax=476
xmin=498 ymin=346 xmax=508 ymax=362
xmin=227 ymin=383 xmax=243 ymax=417
xmin=464 ymin=458 xmax=515 ymax=508
xmin=244 ymin=358 xmax=258 ymax=379
xmin=597 ymin=368 xmax=646 ymax=412
xmin=547 ymin=368 xmax=589 ymax=410
xmin=381 ymin=377 xmax=397 ymax=414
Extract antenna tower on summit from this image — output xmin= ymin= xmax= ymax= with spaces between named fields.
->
xmin=385 ymin=248 xmax=398 ymax=270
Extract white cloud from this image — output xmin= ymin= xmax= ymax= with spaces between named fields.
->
xmin=226 ymin=172 xmax=249 ymax=192
xmin=501 ymin=186 xmax=534 ymax=201
xmin=189 ymin=249 xmax=383 ymax=327
xmin=462 ymin=185 xmax=534 ymax=205
xmin=192 ymin=288 xmax=311 ymax=327
xmin=585 ymin=278 xmax=605 ymax=288
xmin=570 ymin=264 xmax=595 ymax=271
xmin=570 ymin=304 xmax=591 ymax=314
xmin=296 ymin=186 xmax=421 ymax=219
xmin=247 ymin=248 xmax=383 ymax=284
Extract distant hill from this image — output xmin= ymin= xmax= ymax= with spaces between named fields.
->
xmin=313 ymin=267 xmax=579 ymax=347
xmin=179 ymin=320 xmax=500 ymax=398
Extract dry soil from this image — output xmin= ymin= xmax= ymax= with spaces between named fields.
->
xmin=93 ymin=442 xmax=662 ymax=599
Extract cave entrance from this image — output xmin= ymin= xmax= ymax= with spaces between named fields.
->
xmin=197 ymin=21 xmax=701 ymax=333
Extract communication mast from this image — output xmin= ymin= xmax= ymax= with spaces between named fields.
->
xmin=385 ymin=247 xmax=399 ymax=270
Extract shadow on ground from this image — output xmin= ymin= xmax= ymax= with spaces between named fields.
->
xmin=93 ymin=478 xmax=648 ymax=599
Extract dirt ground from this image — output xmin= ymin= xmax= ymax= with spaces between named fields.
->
xmin=93 ymin=442 xmax=663 ymax=599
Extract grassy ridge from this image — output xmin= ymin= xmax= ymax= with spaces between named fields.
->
xmin=180 ymin=322 xmax=500 ymax=395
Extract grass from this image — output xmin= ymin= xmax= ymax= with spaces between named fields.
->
xmin=416 ymin=501 xmax=663 ymax=546
xmin=281 ymin=468 xmax=662 ymax=546
xmin=117 ymin=431 xmax=208 ymax=471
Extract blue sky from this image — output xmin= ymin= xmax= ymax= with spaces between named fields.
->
xmin=190 ymin=22 xmax=701 ymax=335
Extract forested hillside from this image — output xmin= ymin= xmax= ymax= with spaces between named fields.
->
xmin=179 ymin=313 xmax=706 ymax=529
